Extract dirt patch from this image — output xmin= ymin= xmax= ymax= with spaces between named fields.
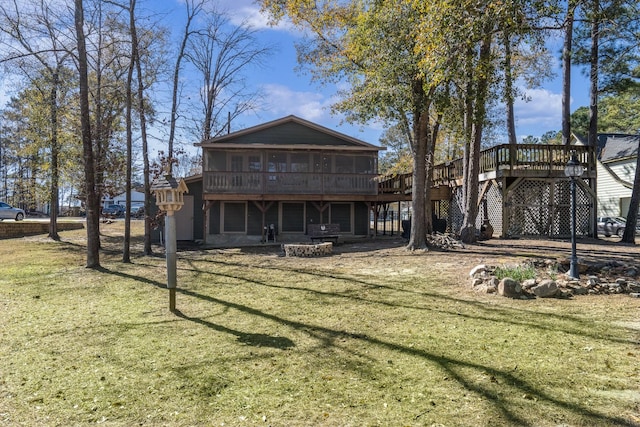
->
xmin=224 ymin=236 xmax=640 ymax=284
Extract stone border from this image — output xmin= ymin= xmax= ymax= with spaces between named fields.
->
xmin=469 ymin=259 xmax=640 ymax=299
xmin=283 ymin=242 xmax=333 ymax=257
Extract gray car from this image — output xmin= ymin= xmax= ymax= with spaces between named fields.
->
xmin=0 ymin=202 xmax=25 ymax=221
xmin=597 ymin=216 xmax=640 ymax=237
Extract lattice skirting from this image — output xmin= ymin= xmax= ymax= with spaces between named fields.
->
xmin=447 ymin=177 xmax=594 ymax=238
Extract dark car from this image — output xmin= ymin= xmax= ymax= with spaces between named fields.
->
xmin=102 ymin=204 xmax=125 ymax=217
xmin=597 ymin=216 xmax=627 ymax=237
xmin=0 ymin=201 xmax=25 ymax=221
xmin=130 ymin=204 xmax=145 ymax=218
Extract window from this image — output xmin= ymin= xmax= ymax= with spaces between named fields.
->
xmin=355 ymin=156 xmax=375 ymax=173
xmin=248 ymin=155 xmax=262 ymax=172
xmin=223 ymin=203 xmax=246 ymax=232
xmin=231 ymin=155 xmax=243 ymax=186
xmin=281 ymin=202 xmax=304 ymax=232
xmin=207 ymin=151 xmax=226 ymax=171
xmin=268 ymin=152 xmax=287 ymax=173
xmin=331 ymin=203 xmax=352 ymax=233
xmin=291 ymin=153 xmax=310 ymax=172
xmin=335 ymin=155 xmax=353 ymax=173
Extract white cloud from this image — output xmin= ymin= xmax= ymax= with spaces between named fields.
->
xmin=261 ymin=83 xmax=330 ymax=121
xmin=216 ymin=0 xmax=297 ymax=33
xmin=514 ymin=87 xmax=566 ymax=136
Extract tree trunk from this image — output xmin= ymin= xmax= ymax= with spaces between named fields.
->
xmin=407 ymin=109 xmax=428 ymax=250
xmin=122 ymin=0 xmax=138 ymax=263
xmin=133 ymin=13 xmax=153 ymax=256
xmin=588 ymin=0 xmax=599 ymax=148
xmin=621 ymin=137 xmax=640 ymax=244
xmin=75 ymin=0 xmax=100 ymax=268
xmin=503 ymin=30 xmax=517 ymax=146
xmin=562 ymin=3 xmax=575 ymax=146
xmin=48 ymin=73 xmax=60 ymax=240
xmin=461 ymin=30 xmax=492 ymax=244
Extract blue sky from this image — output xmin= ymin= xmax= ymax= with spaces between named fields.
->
xmin=201 ymin=0 xmax=591 ymax=145
xmin=0 ymin=0 xmax=592 ymax=150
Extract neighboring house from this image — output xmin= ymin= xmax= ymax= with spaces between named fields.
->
xmin=193 ymin=115 xmax=385 ymax=245
xmin=102 ymin=190 xmax=145 ymax=209
xmin=574 ymin=133 xmax=639 ymax=217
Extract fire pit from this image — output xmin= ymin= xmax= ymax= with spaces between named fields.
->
xmin=283 ymin=242 xmax=333 ymax=257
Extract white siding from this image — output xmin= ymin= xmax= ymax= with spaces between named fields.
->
xmin=596 ymin=159 xmax=635 ymax=217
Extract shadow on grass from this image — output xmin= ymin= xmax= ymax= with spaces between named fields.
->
xmin=176 ymin=257 xmax=639 ymax=346
xmin=174 ymin=309 xmax=295 ymax=350
xmin=96 ymin=266 xmax=295 ymax=350
xmin=175 ymin=288 xmax=636 ymax=427
xmin=95 ymin=252 xmax=637 ymax=425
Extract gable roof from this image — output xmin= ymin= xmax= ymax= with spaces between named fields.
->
xmin=573 ymin=133 xmax=638 ymax=163
xmin=596 ymin=134 xmax=638 ymax=162
xmin=196 ymin=115 xmax=382 ymax=152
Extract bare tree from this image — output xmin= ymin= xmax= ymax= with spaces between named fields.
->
xmin=167 ymin=0 xmax=204 ymax=173
xmin=123 ymin=0 xmax=137 ymax=263
xmin=186 ymin=12 xmax=270 ymax=141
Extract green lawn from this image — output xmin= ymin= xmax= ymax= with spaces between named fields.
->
xmin=1 ymin=223 xmax=639 ymax=426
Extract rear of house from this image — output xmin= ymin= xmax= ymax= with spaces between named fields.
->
xmin=196 ymin=115 xmax=383 ymax=245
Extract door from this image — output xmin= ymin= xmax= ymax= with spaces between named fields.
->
xmin=176 ymin=195 xmax=194 ymax=240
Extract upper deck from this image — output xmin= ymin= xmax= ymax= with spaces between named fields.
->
xmin=378 ymin=144 xmax=597 ymax=198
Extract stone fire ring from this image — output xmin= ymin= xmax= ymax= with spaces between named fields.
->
xmin=283 ymin=242 xmax=333 ymax=257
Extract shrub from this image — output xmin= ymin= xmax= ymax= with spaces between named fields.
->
xmin=493 ymin=264 xmax=536 ymax=282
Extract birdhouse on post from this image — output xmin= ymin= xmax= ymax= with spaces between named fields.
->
xmin=151 ymin=168 xmax=188 ymax=312
xmin=152 ymin=173 xmax=188 ymax=214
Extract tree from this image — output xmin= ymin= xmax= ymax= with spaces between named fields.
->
xmin=167 ymin=0 xmax=203 ymax=172
xmin=123 ymin=0 xmax=138 ymax=263
xmin=414 ymin=2 xmax=528 ymax=243
xmin=621 ymin=142 xmax=640 ymax=243
xmin=261 ymin=0 xmax=448 ymax=249
xmin=186 ymin=11 xmax=270 ymax=141
xmin=562 ymin=1 xmax=579 ymax=146
xmin=378 ymin=123 xmax=412 ymax=177
xmin=0 ymin=0 xmax=76 ymax=239
xmin=0 ymin=74 xmax=81 ymax=215
xmin=75 ymin=0 xmax=101 ymax=268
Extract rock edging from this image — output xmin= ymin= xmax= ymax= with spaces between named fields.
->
xmin=469 ymin=259 xmax=640 ymax=299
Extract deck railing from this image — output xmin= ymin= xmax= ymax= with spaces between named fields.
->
xmin=203 ymin=171 xmax=378 ymax=195
xmin=380 ymin=144 xmax=596 ymax=193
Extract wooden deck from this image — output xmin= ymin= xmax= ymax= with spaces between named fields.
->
xmin=378 ymin=144 xmax=597 ymax=198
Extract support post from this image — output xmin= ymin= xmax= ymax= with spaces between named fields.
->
xmin=569 ymin=177 xmax=579 ymax=279
xmin=165 ymin=212 xmax=177 ymax=311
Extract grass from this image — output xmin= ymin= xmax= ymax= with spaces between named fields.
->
xmin=1 ymin=222 xmax=640 ymax=426
xmin=493 ymin=265 xmax=537 ymax=282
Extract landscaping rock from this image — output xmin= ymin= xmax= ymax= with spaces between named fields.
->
xmin=471 ymin=278 xmax=483 ymax=287
xmin=627 ymin=283 xmax=640 ymax=293
xmin=468 ymin=256 xmax=640 ymax=300
xmin=498 ymin=278 xmax=521 ymax=298
xmin=469 ymin=264 xmax=487 ymax=278
xmin=532 ymin=279 xmax=558 ymax=298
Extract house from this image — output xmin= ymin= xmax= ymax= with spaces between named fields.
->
xmin=102 ymin=190 xmax=145 ymax=208
xmin=193 ymin=115 xmax=385 ymax=245
xmin=574 ymin=133 xmax=639 ymax=218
